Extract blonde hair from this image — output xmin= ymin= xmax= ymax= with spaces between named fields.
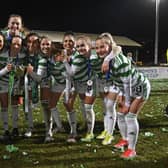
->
xmin=97 ymin=32 xmax=122 ymax=56
xmin=99 ymin=32 xmax=115 ymax=45
xmin=76 ymin=35 xmax=92 ymax=48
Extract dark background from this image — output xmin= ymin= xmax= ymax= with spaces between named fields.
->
xmin=1 ymin=0 xmax=168 ymax=64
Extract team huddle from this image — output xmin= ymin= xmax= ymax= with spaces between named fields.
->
xmin=0 ymin=14 xmax=151 ymax=160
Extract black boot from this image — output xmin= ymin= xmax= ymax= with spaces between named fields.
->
xmin=11 ymin=128 xmax=19 ymax=137
xmin=0 ymin=130 xmax=12 ymax=144
xmin=164 ymin=105 xmax=168 ymax=117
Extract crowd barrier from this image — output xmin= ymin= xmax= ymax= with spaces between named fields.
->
xmin=137 ymin=66 xmax=168 ymax=79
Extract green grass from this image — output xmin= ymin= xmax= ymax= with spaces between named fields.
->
xmin=1 ymin=79 xmax=168 ymax=168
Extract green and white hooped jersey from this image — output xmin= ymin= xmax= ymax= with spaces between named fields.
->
xmin=109 ymin=53 xmax=150 ymax=99
xmin=1 ymin=29 xmax=26 ymax=41
xmin=0 ymin=50 xmax=26 ymax=89
xmin=71 ymin=54 xmax=93 ymax=82
xmin=9 ymin=51 xmax=27 ymax=93
xmin=48 ymin=59 xmax=66 ymax=85
xmin=90 ymin=53 xmax=113 ymax=82
xmin=90 ymin=53 xmax=103 ymax=78
xmin=37 ymin=56 xmax=50 ymax=87
xmin=27 ymin=53 xmax=41 ymax=71
xmin=37 ymin=56 xmax=67 ymax=86
xmin=109 ymin=53 xmax=147 ymax=87
xmin=26 ymin=53 xmax=41 ymax=85
xmin=0 ymin=50 xmax=10 ymax=88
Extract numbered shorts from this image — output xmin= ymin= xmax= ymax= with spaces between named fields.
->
xmin=132 ymin=80 xmax=151 ymax=100
xmin=85 ymin=79 xmax=97 ymax=97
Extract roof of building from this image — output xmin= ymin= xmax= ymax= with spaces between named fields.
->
xmin=33 ymin=30 xmax=142 ymax=47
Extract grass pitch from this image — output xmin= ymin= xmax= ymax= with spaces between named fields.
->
xmin=0 ymin=79 xmax=168 ymax=168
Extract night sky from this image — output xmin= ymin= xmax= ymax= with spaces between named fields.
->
xmin=1 ymin=0 xmax=168 ymax=49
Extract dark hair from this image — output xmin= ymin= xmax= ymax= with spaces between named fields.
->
xmin=8 ymin=14 xmax=23 ymax=25
xmin=0 ymin=31 xmax=6 ymax=51
xmin=0 ymin=31 xmax=6 ymax=41
xmin=39 ymin=35 xmax=50 ymax=43
xmin=64 ymin=31 xmax=75 ymax=37
xmin=23 ymin=32 xmax=40 ymax=47
xmin=51 ymin=42 xmax=63 ymax=55
xmin=25 ymin=32 xmax=40 ymax=42
xmin=51 ymin=48 xmax=62 ymax=56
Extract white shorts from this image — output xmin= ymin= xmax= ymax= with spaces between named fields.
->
xmin=96 ymin=78 xmax=111 ymax=93
xmin=120 ymin=80 xmax=151 ymax=100
xmin=51 ymin=83 xmax=66 ymax=93
xmin=108 ymin=85 xmax=120 ymax=94
xmin=0 ymin=84 xmax=8 ymax=93
xmin=41 ymin=78 xmax=50 ymax=88
xmin=74 ymin=80 xmax=87 ymax=94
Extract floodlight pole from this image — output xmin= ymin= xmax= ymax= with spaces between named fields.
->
xmin=154 ymin=0 xmax=160 ymax=65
